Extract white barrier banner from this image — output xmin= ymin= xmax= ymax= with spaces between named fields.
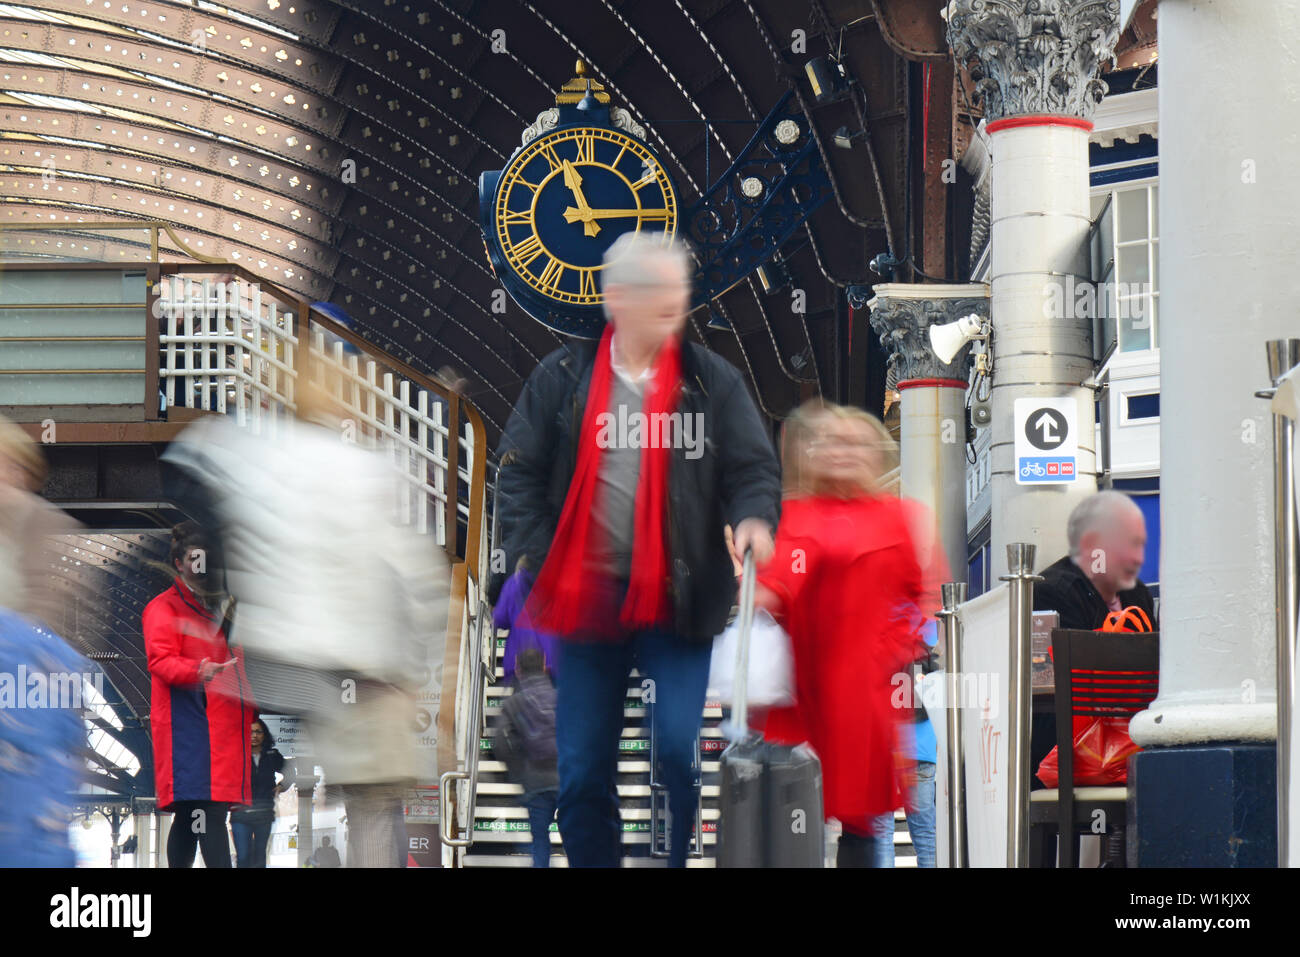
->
xmin=956 ymin=583 xmax=1010 ymax=867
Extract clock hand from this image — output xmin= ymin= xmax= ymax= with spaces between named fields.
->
xmin=561 ymin=160 xmax=599 ymax=237
xmin=579 ymin=208 xmax=673 ymax=220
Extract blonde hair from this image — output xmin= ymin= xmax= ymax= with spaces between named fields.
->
xmin=825 ymin=405 xmax=898 ymax=494
xmin=779 ymin=400 xmax=898 ymax=498
xmin=0 ymin=414 xmax=47 ymax=490
xmin=779 ymin=399 xmax=830 ymax=497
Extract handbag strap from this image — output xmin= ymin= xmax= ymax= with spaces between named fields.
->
xmin=1098 ymin=605 xmax=1153 ymax=633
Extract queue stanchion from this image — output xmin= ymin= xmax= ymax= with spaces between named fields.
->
xmin=999 ymin=544 xmax=1042 ymax=868
xmin=1262 ymin=338 xmax=1300 ymax=867
xmin=937 ymin=581 xmax=967 ymax=868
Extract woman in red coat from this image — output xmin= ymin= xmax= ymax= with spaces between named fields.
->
xmin=754 ymin=402 xmax=936 ymax=867
xmin=143 ymin=521 xmax=255 ymax=867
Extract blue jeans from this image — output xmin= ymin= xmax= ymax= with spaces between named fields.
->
xmin=556 ymin=629 xmax=711 ymax=868
xmin=523 ymin=789 xmax=558 ymax=868
xmin=872 ymin=760 xmax=937 ymax=867
xmin=230 ymin=813 xmax=272 ymax=868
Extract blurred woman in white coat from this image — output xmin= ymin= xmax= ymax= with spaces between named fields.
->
xmin=161 ymin=372 xmax=450 ymax=867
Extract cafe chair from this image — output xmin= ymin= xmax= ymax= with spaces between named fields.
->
xmin=1028 ymin=628 xmax=1159 ymax=868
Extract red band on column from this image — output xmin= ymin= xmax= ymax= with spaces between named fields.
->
xmin=897 ymin=378 xmax=968 ymax=391
xmin=985 ymin=114 xmax=1094 ymax=134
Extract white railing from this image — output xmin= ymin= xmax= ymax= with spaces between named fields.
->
xmin=156 ymin=274 xmax=476 ymax=548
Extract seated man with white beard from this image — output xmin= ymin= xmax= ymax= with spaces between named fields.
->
xmin=1034 ymin=490 xmax=1156 ymax=631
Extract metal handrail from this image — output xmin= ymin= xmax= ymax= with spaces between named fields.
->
xmin=440 ymin=585 xmax=492 ymax=853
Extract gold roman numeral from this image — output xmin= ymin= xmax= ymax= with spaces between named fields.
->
xmin=632 ymin=171 xmax=658 ymax=191
xmin=512 ymin=233 xmax=544 ymax=268
xmin=502 ymin=209 xmax=531 ymax=226
xmin=578 ymin=268 xmax=597 ymax=299
xmin=574 ymin=133 xmax=596 ymax=164
xmin=539 ymin=142 xmax=563 ymax=170
xmin=537 ymin=257 xmax=565 ymax=290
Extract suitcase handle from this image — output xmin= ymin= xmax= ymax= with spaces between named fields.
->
xmin=730 ymin=548 xmax=758 ymax=735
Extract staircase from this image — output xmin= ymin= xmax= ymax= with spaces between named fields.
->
xmin=462 ymin=631 xmax=724 ymax=867
xmin=459 ymin=631 xmax=922 ymax=868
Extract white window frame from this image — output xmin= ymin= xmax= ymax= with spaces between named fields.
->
xmin=1091 ymin=177 xmax=1160 ymax=358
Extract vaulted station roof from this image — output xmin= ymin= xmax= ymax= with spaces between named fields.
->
xmin=1 ymin=0 xmax=929 ymax=441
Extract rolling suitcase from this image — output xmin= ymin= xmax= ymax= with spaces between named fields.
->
xmin=717 ymin=550 xmax=825 ymax=867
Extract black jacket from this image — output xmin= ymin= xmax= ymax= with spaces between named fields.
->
xmin=231 ymin=747 xmax=285 ymax=819
xmin=1033 ymin=555 xmax=1157 ymax=631
xmin=492 ymin=337 xmax=782 ymax=640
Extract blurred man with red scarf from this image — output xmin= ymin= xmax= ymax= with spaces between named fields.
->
xmin=494 ymin=232 xmax=781 ymax=867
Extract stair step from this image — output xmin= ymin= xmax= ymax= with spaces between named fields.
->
xmin=470 ymin=823 xmax=718 ymax=844
xmin=462 ymin=854 xmax=716 ymax=868
xmin=484 ymin=705 xmax=724 ymax=719
xmin=473 ymin=805 xmax=721 ymax=822
xmin=479 ymin=726 xmax=727 ymax=740
xmin=474 ymin=759 xmax=721 ymax=775
xmin=476 ymin=781 xmax=721 ymax=798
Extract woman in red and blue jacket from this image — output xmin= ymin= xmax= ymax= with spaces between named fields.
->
xmin=144 ymin=521 xmax=256 ymax=867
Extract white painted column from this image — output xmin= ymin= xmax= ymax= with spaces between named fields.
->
xmin=986 ymin=118 xmax=1099 ymax=579
xmin=1128 ymin=0 xmax=1300 ymax=749
xmin=948 ymin=1 xmax=1120 ymax=580
xmin=869 ymin=284 xmax=990 ymax=582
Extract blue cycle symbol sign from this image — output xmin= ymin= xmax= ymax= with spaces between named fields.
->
xmin=1014 ymin=397 xmax=1078 ymax=485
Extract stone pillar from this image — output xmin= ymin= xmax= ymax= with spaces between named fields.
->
xmin=948 ymin=1 xmax=1120 ymax=579
xmin=869 ymin=284 xmax=990 ymax=583
xmin=1122 ymin=0 xmax=1300 ymax=866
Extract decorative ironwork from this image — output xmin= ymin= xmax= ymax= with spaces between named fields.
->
xmin=682 ymin=90 xmax=833 ymax=328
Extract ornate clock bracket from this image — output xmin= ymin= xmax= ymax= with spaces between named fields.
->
xmin=682 ymin=89 xmax=834 ymax=330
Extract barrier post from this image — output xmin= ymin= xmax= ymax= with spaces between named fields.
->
xmin=1000 ymin=543 xmax=1041 ymax=868
xmin=937 ymin=581 xmax=968 ymax=868
xmin=1264 ymin=338 xmax=1300 ymax=867
xmin=295 ymin=758 xmax=318 ymax=867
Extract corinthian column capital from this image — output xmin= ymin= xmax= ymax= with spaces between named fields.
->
xmin=868 ymin=283 xmax=990 ymax=383
xmin=947 ymin=0 xmax=1122 ymax=123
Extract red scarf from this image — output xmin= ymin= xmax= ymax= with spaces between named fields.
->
xmin=527 ymin=323 xmax=681 ymax=635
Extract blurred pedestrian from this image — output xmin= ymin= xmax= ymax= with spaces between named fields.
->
xmin=873 ymin=619 xmax=941 ymax=868
xmin=0 ymin=419 xmax=87 ymax=868
xmin=0 ymin=415 xmax=79 ymax=629
xmin=754 ymin=402 xmax=939 ymax=867
xmin=310 ymin=835 xmax=341 ymax=868
xmin=143 ymin=520 xmax=256 ymax=868
xmin=230 ymin=716 xmax=287 ymax=867
xmin=495 ymin=646 xmax=559 ymax=867
xmin=161 ymin=371 xmax=450 ymax=868
xmin=494 ymin=232 xmax=781 ymax=867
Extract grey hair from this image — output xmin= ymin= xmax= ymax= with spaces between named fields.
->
xmin=601 ymin=231 xmax=691 ymax=295
xmin=1067 ymin=490 xmax=1141 ymax=559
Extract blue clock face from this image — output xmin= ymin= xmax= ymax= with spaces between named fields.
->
xmin=492 ymin=126 xmax=678 ymax=317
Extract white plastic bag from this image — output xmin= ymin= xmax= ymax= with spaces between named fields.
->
xmin=708 ymin=607 xmax=796 ymax=709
